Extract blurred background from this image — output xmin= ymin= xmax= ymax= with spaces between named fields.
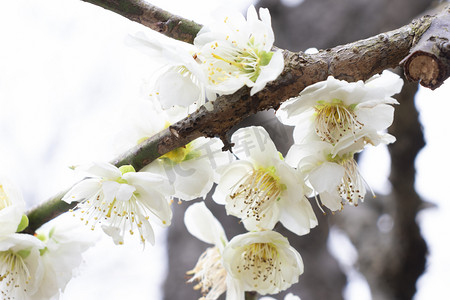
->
xmin=0 ymin=0 xmax=449 ymax=299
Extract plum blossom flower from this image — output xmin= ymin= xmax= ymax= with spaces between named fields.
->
xmin=184 ymin=202 xmax=303 ymax=299
xmin=121 ymin=100 xmax=233 ymax=201
xmin=277 ymin=70 xmax=403 ymax=153
xmin=0 ymin=234 xmax=45 ymax=300
xmin=213 ymin=126 xmax=317 ymax=235
xmin=33 ymin=214 xmax=96 ymax=299
xmin=194 ymin=5 xmax=284 ymax=97
xmin=223 ymin=230 xmax=303 ymax=297
xmin=62 ymin=162 xmax=173 ymax=245
xmin=0 ymin=177 xmax=28 ymax=236
xmin=285 ymin=137 xmax=395 ymax=212
xmin=129 ymin=32 xmax=206 ymax=109
xmin=184 ymin=202 xmax=229 ymax=299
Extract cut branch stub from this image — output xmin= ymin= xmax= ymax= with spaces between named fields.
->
xmin=401 ymin=7 xmax=450 ymax=89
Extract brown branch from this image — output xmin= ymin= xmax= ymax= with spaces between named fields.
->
xmin=26 ymin=3 xmax=449 ymax=233
xmin=81 ymin=0 xmax=201 ymax=43
xmin=401 ymin=6 xmax=450 ymax=89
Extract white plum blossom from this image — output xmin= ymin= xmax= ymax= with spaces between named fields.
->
xmin=121 ymin=100 xmax=233 ymax=201
xmin=0 ymin=177 xmax=27 ymax=236
xmin=184 ymin=202 xmax=303 ymax=299
xmin=129 ymin=32 xmax=206 ymax=109
xmin=194 ymin=5 xmax=284 ymax=97
xmin=62 ymin=162 xmax=173 ymax=245
xmin=223 ymin=230 xmax=303 ymax=297
xmin=277 ymin=70 xmax=403 ymax=153
xmin=184 ymin=202 xmax=229 ymax=300
xmin=33 ymin=214 xmax=96 ymax=299
xmin=0 ymin=234 xmax=45 ymax=300
xmin=285 ymin=138 xmax=394 ymax=211
xmin=213 ymin=126 xmax=317 ymax=235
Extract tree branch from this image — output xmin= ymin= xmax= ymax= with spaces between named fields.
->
xmin=81 ymin=0 xmax=201 ymax=43
xmin=401 ymin=6 xmax=450 ymax=89
xmin=25 ymin=3 xmax=449 ymax=234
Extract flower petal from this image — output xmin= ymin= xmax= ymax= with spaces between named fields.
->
xmin=231 ymin=126 xmax=278 ymax=164
xmin=308 ymin=162 xmax=344 ymax=193
xmin=184 ymin=202 xmax=227 ymax=250
xmin=80 ymin=162 xmax=121 ymax=179
xmin=62 ymin=178 xmax=101 ymax=204
xmin=115 ymin=183 xmax=136 ymax=202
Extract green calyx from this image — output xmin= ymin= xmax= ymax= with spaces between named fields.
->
xmin=16 ymin=248 xmax=31 ymax=259
xmin=119 ymin=165 xmax=136 ymax=175
xmin=16 ymin=215 xmax=29 ymax=233
xmin=160 ymin=142 xmax=199 ymax=164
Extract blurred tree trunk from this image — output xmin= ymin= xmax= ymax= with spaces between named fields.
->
xmin=163 ymin=0 xmax=433 ymax=299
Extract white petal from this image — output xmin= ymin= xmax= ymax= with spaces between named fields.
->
xmin=319 ymin=190 xmax=343 ymax=211
xmin=136 ymin=187 xmax=172 ymax=227
xmin=62 ymin=178 xmax=101 ymax=204
xmin=213 ymin=161 xmax=253 ymax=205
xmin=115 ymin=183 xmax=136 ymax=202
xmin=356 ymin=104 xmax=395 ymax=131
xmin=279 ymin=196 xmax=318 ymax=236
xmin=308 ymin=162 xmax=344 ymax=193
xmin=225 ymin=275 xmax=245 ymax=300
xmin=231 ymin=126 xmax=279 ymax=164
xmin=184 ymin=202 xmax=227 ymax=250
xmin=135 ymin=213 xmax=156 ymax=245
xmin=81 ymin=162 xmax=121 ymax=179
xmin=125 ymin=171 xmax=174 ymax=197
xmin=101 ymin=181 xmax=121 ymax=204
xmin=250 ymin=50 xmax=284 ymax=95
xmin=101 ymin=225 xmax=124 ymax=245
xmin=155 ymin=68 xmax=202 ymax=109
xmin=172 ymin=159 xmax=214 ymax=201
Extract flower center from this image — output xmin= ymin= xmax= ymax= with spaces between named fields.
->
xmin=236 ymin=242 xmax=281 ymax=288
xmin=187 ymin=247 xmax=227 ymax=299
xmin=230 ymin=167 xmax=286 ymax=222
xmin=0 ymin=185 xmax=11 ymax=211
xmin=206 ymin=40 xmax=273 ymax=85
xmin=0 ymin=250 xmax=32 ymax=298
xmin=314 ymin=99 xmax=363 ymax=144
xmin=160 ymin=142 xmax=198 ymax=164
xmin=328 ymin=155 xmax=370 ymax=206
xmin=70 ymin=189 xmax=157 ymax=244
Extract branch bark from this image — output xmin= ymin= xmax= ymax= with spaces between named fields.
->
xmin=25 ymin=2 xmax=449 ymax=235
xmin=81 ymin=0 xmax=201 ymax=43
xmin=401 ymin=6 xmax=450 ymax=89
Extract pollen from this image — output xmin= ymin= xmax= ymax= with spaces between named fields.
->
xmin=237 ymin=242 xmax=281 ymax=287
xmin=187 ymin=247 xmax=227 ymax=299
xmin=230 ymin=167 xmax=284 ymax=222
xmin=0 ymin=250 xmax=32 ymax=298
xmin=314 ymin=99 xmax=363 ymax=144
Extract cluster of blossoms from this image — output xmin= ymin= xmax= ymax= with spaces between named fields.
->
xmin=0 ymin=4 xmax=405 ymax=300
xmin=0 ymin=177 xmax=94 ymax=299
xmin=277 ymin=71 xmax=403 ymax=212
xmin=132 ymin=5 xmax=284 ymax=110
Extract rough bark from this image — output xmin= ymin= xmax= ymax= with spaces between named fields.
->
xmin=402 ymin=6 xmax=450 ymax=89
